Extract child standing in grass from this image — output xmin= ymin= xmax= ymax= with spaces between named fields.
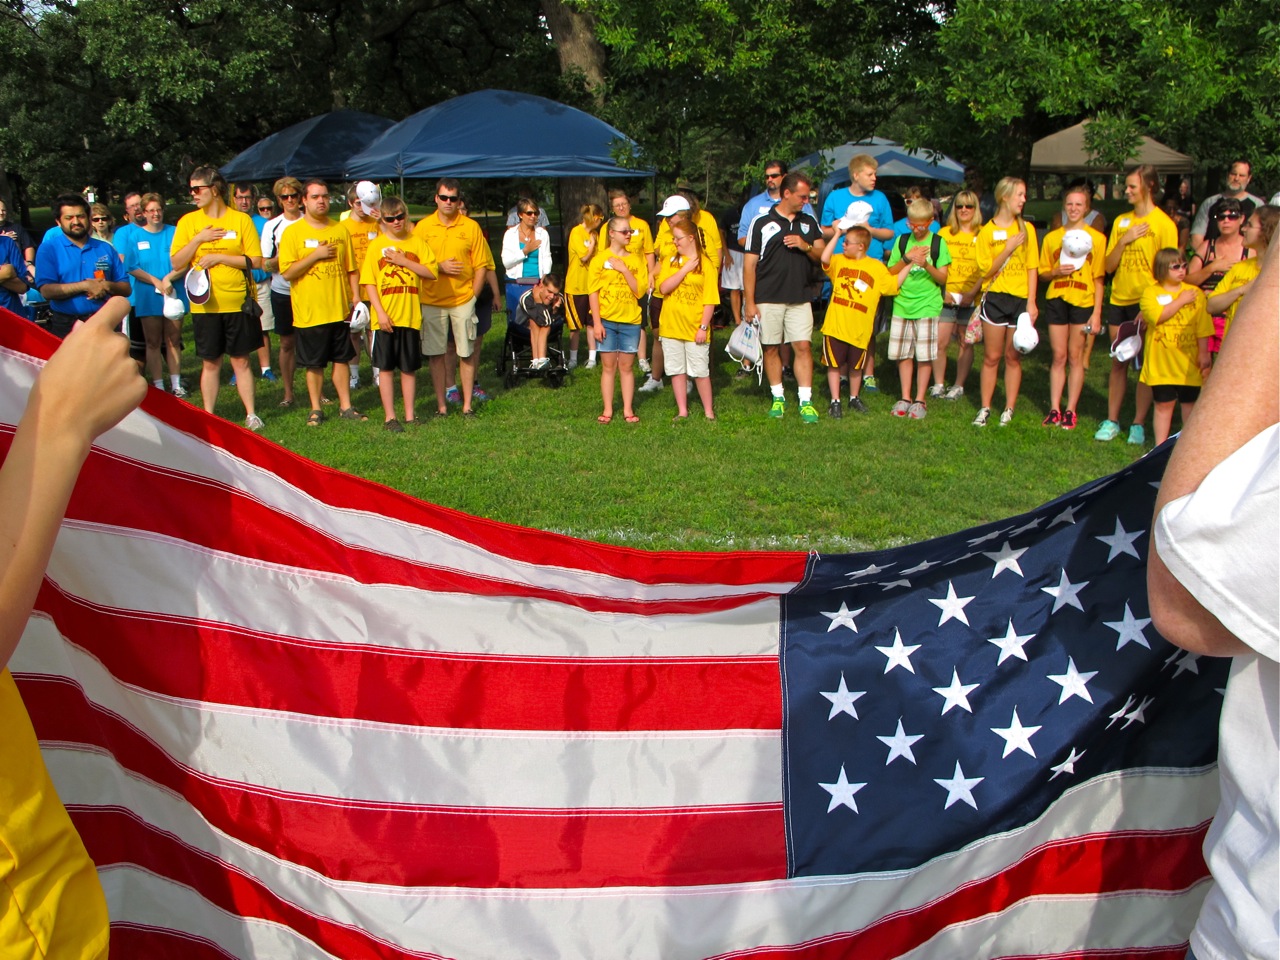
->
xmin=658 ymin=215 xmax=719 ymax=421
xmin=1138 ymin=247 xmax=1213 ymax=446
xmin=885 ymin=199 xmax=950 ymax=420
xmin=589 ymin=217 xmax=649 ymax=424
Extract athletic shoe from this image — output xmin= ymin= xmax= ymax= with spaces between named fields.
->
xmin=944 ymin=384 xmax=965 ymax=400
xmin=999 ymin=408 xmax=1014 ymax=426
xmin=892 ymin=399 xmax=910 ymax=417
xmin=908 ymin=401 xmax=927 ymax=420
xmin=972 ymin=406 xmax=991 ymax=427
xmin=244 ymin=414 xmax=264 ymax=432
xmin=1127 ymin=424 xmax=1145 ymax=445
xmin=585 ymin=357 xmax=597 ymax=369
xmin=530 ymin=357 xmax=550 ymax=370
xmin=261 ymin=369 xmax=277 ymax=382
xmin=638 ymin=358 xmax=652 ymax=374
xmin=848 ymin=395 xmax=869 ymax=414
xmin=828 ymin=399 xmax=843 ymax=419
xmin=1042 ymin=409 xmax=1061 ymax=427
xmin=863 ymin=375 xmax=879 ymax=393
xmin=472 ymin=386 xmax=490 ymax=402
xmin=768 ymin=398 xmax=786 ymax=419
xmin=373 ymin=370 xmax=380 ymax=387
xmin=638 ymin=377 xmax=664 ymax=393
xmin=384 ymin=418 xmax=404 ymax=433
xmin=799 ymin=401 xmax=819 ymax=424
xmin=1060 ymin=409 xmax=1078 ymax=430
xmin=928 ymin=383 xmax=946 ymax=399
xmin=445 ymin=386 xmax=462 ymax=405
xmin=349 ymin=371 xmax=360 ymax=390
xmin=1094 ymin=419 xmax=1121 ymax=441
xmin=567 ymin=354 xmax=579 ymax=370
xmin=172 ymin=384 xmax=189 ymax=399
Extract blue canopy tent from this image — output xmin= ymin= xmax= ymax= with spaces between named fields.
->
xmin=794 ymin=138 xmax=965 ymax=197
xmin=344 ymin=90 xmax=652 ymax=180
xmin=219 ymin=110 xmax=396 ymax=181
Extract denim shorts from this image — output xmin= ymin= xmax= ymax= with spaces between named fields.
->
xmin=599 ymin=319 xmax=640 ymax=354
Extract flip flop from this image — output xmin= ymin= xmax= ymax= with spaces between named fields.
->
xmin=597 ymin=414 xmax=612 ymax=424
xmin=624 ymin=414 xmax=640 ymax=424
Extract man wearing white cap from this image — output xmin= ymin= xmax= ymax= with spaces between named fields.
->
xmin=342 ymin=181 xmax=383 ymax=389
xmin=744 ymin=172 xmax=825 ymax=422
xmin=1038 ymin=185 xmax=1106 ymax=430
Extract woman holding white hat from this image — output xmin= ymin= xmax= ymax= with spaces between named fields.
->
xmin=124 ymin=193 xmax=188 ymax=396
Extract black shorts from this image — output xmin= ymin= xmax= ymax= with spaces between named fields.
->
xmin=125 ymin=306 xmax=146 ymax=362
xmin=1105 ymin=302 xmax=1142 ymax=329
xmin=370 ymin=326 xmax=423 ymax=372
xmin=48 ymin=310 xmax=95 ymax=339
xmin=980 ymin=291 xmax=1025 ymax=327
xmin=193 ymin=311 xmax=260 ymax=360
xmin=295 ymin=321 xmax=357 ymax=369
xmin=270 ymin=290 xmax=295 ymax=336
xmin=475 ymin=284 xmax=494 ymax=338
xmin=1150 ymin=383 xmax=1201 ymax=404
xmin=821 ymin=335 xmax=868 ymax=371
xmin=648 ymin=295 xmax=663 ymax=334
xmin=1043 ymin=299 xmax=1093 ymax=327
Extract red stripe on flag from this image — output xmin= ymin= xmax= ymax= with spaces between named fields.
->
xmin=22 ymin=676 xmax=788 ymax=888
xmin=708 ymin=826 xmax=1210 ymax=959
xmin=108 ymin=927 xmax=239 ymax=960
xmin=36 ymin=582 xmax=782 ymax=730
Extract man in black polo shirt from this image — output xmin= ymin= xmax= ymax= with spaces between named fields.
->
xmin=744 ymin=172 xmax=825 ymax=422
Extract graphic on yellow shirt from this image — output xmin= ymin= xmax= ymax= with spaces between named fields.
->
xmin=976 ymin=222 xmax=1039 ymax=298
xmin=660 ymin=263 xmax=720 ymax=342
xmin=1138 ymin=282 xmax=1213 ymax=387
xmin=588 ymin=252 xmax=648 ymax=326
xmin=412 ymin=213 xmax=489 ymax=308
xmin=342 ymin=217 xmax=382 ymax=296
xmin=278 ymin=218 xmax=354 ymax=329
xmin=1106 ymin=208 xmax=1179 ymax=305
xmin=1211 ymin=257 xmax=1261 ymax=339
xmin=1039 ymin=225 xmax=1107 ymax=309
xmin=170 ymin=209 xmax=263 ymax=314
xmin=361 ymin=234 xmax=437 ymax=330
xmin=939 ymin=227 xmax=978 ymax=299
xmin=823 ymin=255 xmax=898 ymax=348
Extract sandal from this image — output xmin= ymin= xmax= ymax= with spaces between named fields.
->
xmin=624 ymin=414 xmax=640 ymax=424
xmin=339 ymin=407 xmax=368 ymax=421
xmin=278 ymin=398 xmax=295 ymax=408
xmin=306 ymin=409 xmax=323 ymax=427
xmin=597 ymin=414 xmax=612 ymax=424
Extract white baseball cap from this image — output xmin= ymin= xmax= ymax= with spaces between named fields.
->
xmin=162 ymin=295 xmax=186 ymax=320
xmin=657 ymin=195 xmax=691 ymax=218
xmin=184 ymin=266 xmax=210 ymax=305
xmin=356 ymin=181 xmax=382 ymax=216
xmin=1012 ymin=312 xmax=1039 ymax=354
xmin=1058 ymin=229 xmax=1092 ymax=272
xmin=835 ymin=200 xmax=874 ymax=231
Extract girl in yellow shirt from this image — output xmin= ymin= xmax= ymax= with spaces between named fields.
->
xmin=1138 ymin=248 xmax=1213 ymax=445
xmin=931 ymin=189 xmax=983 ymax=401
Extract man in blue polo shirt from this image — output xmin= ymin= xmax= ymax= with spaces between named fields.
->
xmin=0 ymin=234 xmax=29 ymax=316
xmin=35 ymin=194 xmax=130 ymax=339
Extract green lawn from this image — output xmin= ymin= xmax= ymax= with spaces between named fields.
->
xmin=192 ymin=321 xmax=1148 ymax=553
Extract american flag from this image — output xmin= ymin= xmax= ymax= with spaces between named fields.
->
xmin=0 ymin=308 xmax=1220 ymax=959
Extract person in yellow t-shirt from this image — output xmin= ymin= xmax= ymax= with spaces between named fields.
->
xmin=589 ymin=217 xmax=649 ymax=424
xmin=821 ymin=224 xmax=899 ymax=416
xmin=658 ymin=214 xmax=720 ymax=420
xmin=1038 ymin=186 xmax=1107 ymax=430
xmin=1138 ymin=248 xmax=1214 ymax=445
xmin=341 ymin=181 xmax=384 ymax=389
xmin=410 ymin=179 xmax=490 ymax=417
xmin=170 ymin=166 xmax=264 ymax=427
xmin=0 ymin=298 xmax=146 ymax=960
xmin=972 ymin=177 xmax=1039 ymax=427
xmin=279 ymin=179 xmax=363 ymax=425
xmin=1096 ymin=164 xmax=1179 ymax=444
xmin=931 ymin=189 xmax=983 ymax=403
xmin=361 ymin=196 xmax=438 ymax=431
xmin=565 ymin=203 xmax=605 ymax=369
xmin=1207 ymin=205 xmax=1277 ymax=344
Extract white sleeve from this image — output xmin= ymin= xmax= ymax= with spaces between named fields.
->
xmin=501 ymin=228 xmax=525 ymax=273
xmin=1154 ymin=424 xmax=1280 ymax=661
xmin=537 ymin=228 xmax=552 ymax=278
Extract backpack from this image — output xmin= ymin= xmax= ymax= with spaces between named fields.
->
xmin=895 ymin=232 xmax=943 ymax=266
xmin=726 ymin=318 xmax=763 ymax=384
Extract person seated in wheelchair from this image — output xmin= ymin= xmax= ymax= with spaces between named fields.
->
xmin=512 ymin=273 xmax=564 ymax=370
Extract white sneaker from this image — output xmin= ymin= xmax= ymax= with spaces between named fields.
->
xmin=244 ymin=414 xmax=264 ymax=432
xmin=585 ymin=356 xmax=597 ymax=369
xmin=373 ymin=368 xmax=380 ymax=387
xmin=944 ymin=385 xmax=965 ymax=401
xmin=172 ymin=383 xmax=189 ymax=399
xmin=638 ymin=377 xmax=664 ymax=393
xmin=349 ymin=371 xmax=360 ymax=390
xmin=567 ymin=354 xmax=579 ymax=370
xmin=530 ymin=357 xmax=550 ymax=370
xmin=638 ymin=358 xmax=652 ymax=374
xmin=999 ymin=408 xmax=1014 ymax=426
xmin=928 ymin=383 xmax=946 ymax=399
xmin=972 ymin=407 xmax=990 ymax=427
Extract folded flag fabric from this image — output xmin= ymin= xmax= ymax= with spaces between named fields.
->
xmin=0 ymin=308 xmax=1221 ymax=959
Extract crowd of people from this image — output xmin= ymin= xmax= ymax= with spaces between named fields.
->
xmin=1 ymin=155 xmax=1276 ymax=437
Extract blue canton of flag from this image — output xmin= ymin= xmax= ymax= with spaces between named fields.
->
xmin=782 ymin=442 xmax=1226 ymax=887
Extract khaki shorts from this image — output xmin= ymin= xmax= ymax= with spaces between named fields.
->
xmin=757 ymin=301 xmax=813 ymax=345
xmin=660 ymin=337 xmax=711 ymax=378
xmin=887 ymin=315 xmax=938 ymax=362
xmin=421 ymin=298 xmax=477 ymax=358
xmin=256 ymin=279 xmax=275 ymax=333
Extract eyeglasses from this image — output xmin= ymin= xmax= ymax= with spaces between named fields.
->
xmin=956 ymin=203 xmax=975 ymax=210
xmin=277 ymin=192 xmax=299 ymax=201
xmin=382 ymin=213 xmax=406 ymax=223
xmin=189 ymin=184 xmax=212 ymax=194
xmin=1215 ymin=211 xmax=1242 ymax=221
xmin=437 ymin=194 xmax=459 ymax=202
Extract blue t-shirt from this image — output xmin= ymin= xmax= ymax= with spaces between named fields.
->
xmin=0 ymin=235 xmax=28 ymax=315
xmin=34 ymin=232 xmax=129 ymax=316
xmin=821 ymin=188 xmax=894 ymax=259
xmin=737 ymin=191 xmax=816 ymax=243
xmin=113 ymin=223 xmax=141 ymax=306
xmin=122 ymin=224 xmax=188 ymax=317
xmin=250 ymin=215 xmax=270 ymax=282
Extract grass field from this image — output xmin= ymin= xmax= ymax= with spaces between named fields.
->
xmin=190 ymin=319 xmax=1148 ymax=553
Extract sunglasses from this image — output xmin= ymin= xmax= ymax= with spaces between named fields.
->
xmin=520 ymin=210 xmax=538 ymax=216
xmin=1170 ymin=262 xmax=1188 ymax=269
xmin=1215 ymin=212 xmax=1242 ymax=221
xmin=765 ymin=172 xmax=783 ymax=179
xmin=382 ymin=213 xmax=407 ymax=223
xmin=277 ymin=192 xmax=299 ymax=200
xmin=188 ymin=184 xmax=212 ymax=194
xmin=437 ymin=194 xmax=459 ymax=202
xmin=956 ymin=203 xmax=975 ymax=210
xmin=91 ymin=217 xmax=109 ymax=223
xmin=257 ymin=205 xmax=273 ymax=213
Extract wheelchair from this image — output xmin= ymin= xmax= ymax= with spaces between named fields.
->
xmin=495 ymin=306 xmax=570 ymax=389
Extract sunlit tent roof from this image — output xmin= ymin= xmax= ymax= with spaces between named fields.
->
xmin=219 ymin=111 xmax=396 ymax=181
xmin=795 ymin=138 xmax=966 ymax=193
xmin=344 ymin=89 xmax=652 ymax=180
xmin=1029 ymin=121 xmax=1194 ymax=174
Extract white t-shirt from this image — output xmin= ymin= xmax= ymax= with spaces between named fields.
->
xmin=261 ymin=214 xmax=301 ymax=295
xmin=1155 ymin=424 xmax=1279 ymax=960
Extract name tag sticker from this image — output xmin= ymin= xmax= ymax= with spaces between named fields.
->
xmin=368 ymin=231 xmax=378 ymax=240
xmin=993 ymin=230 xmax=1008 ymax=241
xmin=304 ymin=239 xmax=320 ymax=249
xmin=137 ymin=241 xmax=150 ymax=250
xmin=854 ymin=279 xmax=869 ymax=293
xmin=1156 ymin=294 xmax=1173 ymax=306
xmin=1118 ymin=218 xmax=1131 ymax=229
xmin=224 ymin=230 xmax=237 ymax=240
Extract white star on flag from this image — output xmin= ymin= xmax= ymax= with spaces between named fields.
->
xmin=1107 ymin=695 xmax=1135 ymax=728
xmin=1048 ymin=503 xmax=1080 ymax=527
xmin=880 ymin=579 xmax=912 ymax=591
xmin=819 ymin=765 xmax=867 ymax=813
xmin=845 ymin=562 xmax=887 ymax=579
xmin=820 ymin=673 xmax=867 ymax=720
xmin=1095 ymin=518 xmax=1144 ymax=562
xmin=934 ymin=761 xmax=984 ymax=810
xmin=876 ymin=718 xmax=923 ymax=765
xmin=820 ymin=602 xmax=865 ymax=633
xmin=983 ymin=541 xmax=1027 ymax=578
xmin=875 ymin=630 xmax=921 ymax=674
xmin=1172 ymin=652 xmax=1202 ymax=677
xmin=967 ymin=528 xmax=1007 ymax=546
xmin=1049 ymin=747 xmax=1086 ymax=780
xmin=990 ymin=707 xmax=1042 ymax=758
xmin=1104 ymin=603 xmax=1153 ymax=650
xmin=1041 ymin=569 xmax=1089 ymax=613
xmin=1048 ymin=657 xmax=1098 ymax=704
xmin=1008 ymin=517 xmax=1043 ymax=536
xmin=901 ymin=559 xmax=938 ymax=575
xmin=933 ymin=669 xmax=979 ymax=715
xmin=929 ymin=581 xmax=975 ymax=626
xmin=987 ymin=620 xmax=1035 ymax=664
xmin=1123 ymin=695 xmax=1154 ymax=728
